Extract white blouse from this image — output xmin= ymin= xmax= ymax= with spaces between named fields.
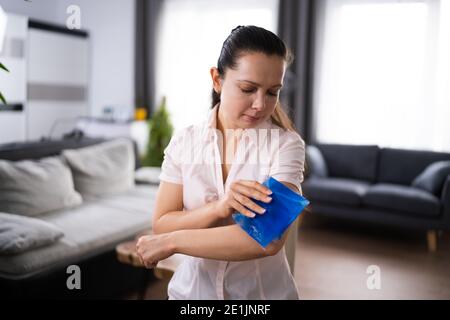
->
xmin=159 ymin=104 xmax=306 ymax=300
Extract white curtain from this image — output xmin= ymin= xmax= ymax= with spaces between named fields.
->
xmin=156 ymin=0 xmax=279 ymax=133
xmin=313 ymin=0 xmax=450 ymax=152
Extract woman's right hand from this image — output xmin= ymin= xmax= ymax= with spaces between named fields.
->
xmin=216 ymin=180 xmax=273 ymax=219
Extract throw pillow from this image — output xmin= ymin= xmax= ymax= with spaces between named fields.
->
xmin=62 ymin=138 xmax=135 ymax=197
xmin=0 ymin=156 xmax=82 ymax=216
xmin=0 ymin=212 xmax=64 ymax=255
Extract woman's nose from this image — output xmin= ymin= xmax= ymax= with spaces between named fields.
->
xmin=252 ymin=93 xmax=266 ymax=111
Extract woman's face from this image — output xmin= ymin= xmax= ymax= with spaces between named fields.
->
xmin=211 ymin=52 xmax=286 ymax=129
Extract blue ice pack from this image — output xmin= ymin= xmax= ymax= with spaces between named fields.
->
xmin=232 ymin=176 xmax=310 ymax=248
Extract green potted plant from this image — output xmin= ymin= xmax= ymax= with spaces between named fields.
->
xmin=141 ymin=96 xmax=173 ymax=167
xmin=0 ymin=62 xmax=8 ymax=104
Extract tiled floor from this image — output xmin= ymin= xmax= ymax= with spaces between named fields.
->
xmin=126 ymin=213 xmax=450 ymax=300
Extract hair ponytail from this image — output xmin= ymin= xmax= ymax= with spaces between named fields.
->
xmin=211 ymin=89 xmax=221 ymax=108
xmin=271 ymin=101 xmax=296 ymax=132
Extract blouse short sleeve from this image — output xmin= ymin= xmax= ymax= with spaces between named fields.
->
xmin=269 ymin=131 xmax=306 ymax=194
xmin=159 ymin=132 xmax=183 ymax=185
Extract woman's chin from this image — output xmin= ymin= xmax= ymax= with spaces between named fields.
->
xmin=238 ymin=122 xmax=258 ymax=129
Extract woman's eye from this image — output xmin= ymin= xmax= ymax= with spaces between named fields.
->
xmin=241 ymin=88 xmax=256 ymax=94
xmin=241 ymin=88 xmax=279 ymax=96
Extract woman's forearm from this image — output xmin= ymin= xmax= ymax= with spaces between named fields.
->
xmin=153 ymin=200 xmax=226 ymax=234
xmin=170 ymin=224 xmax=274 ymax=261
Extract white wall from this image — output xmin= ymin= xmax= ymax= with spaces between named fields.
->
xmin=0 ymin=0 xmax=135 ymax=118
xmin=0 ymin=14 xmax=27 ymax=144
xmin=0 ymin=0 xmax=60 ymax=22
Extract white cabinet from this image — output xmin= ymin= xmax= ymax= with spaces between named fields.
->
xmin=0 ymin=13 xmax=90 ymax=143
xmin=27 ymin=23 xmax=89 ymax=140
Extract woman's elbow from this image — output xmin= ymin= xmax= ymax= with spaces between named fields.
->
xmin=264 ymin=241 xmax=283 ymax=257
xmin=249 ymin=243 xmax=279 ymax=259
xmin=151 ymin=215 xmax=164 ymax=235
xmin=243 ymin=233 xmax=282 ymax=258
xmin=152 ymin=223 xmax=161 ymax=235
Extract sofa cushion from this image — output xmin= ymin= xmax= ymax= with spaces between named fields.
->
xmin=62 ymin=138 xmax=135 ymax=197
xmin=0 ymin=184 xmax=158 ymax=277
xmin=0 ymin=212 xmax=64 ymax=255
xmin=411 ymin=161 xmax=450 ymax=196
xmin=0 ymin=156 xmax=82 ymax=216
xmin=302 ymin=177 xmax=370 ymax=206
xmin=377 ymin=148 xmax=450 ymax=185
xmin=316 ymin=144 xmax=379 ymax=182
xmin=362 ymin=184 xmax=440 ymax=218
xmin=82 ymin=184 xmax=158 ymax=214
xmin=306 ymin=145 xmax=328 ymax=178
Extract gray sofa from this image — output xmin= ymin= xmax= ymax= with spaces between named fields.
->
xmin=0 ymin=137 xmax=159 ymax=298
xmin=303 ymin=143 xmax=450 ymax=252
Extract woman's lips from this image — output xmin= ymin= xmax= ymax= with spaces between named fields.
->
xmin=242 ymin=114 xmax=260 ymax=122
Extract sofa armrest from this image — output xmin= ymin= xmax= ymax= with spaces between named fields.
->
xmin=305 ymin=145 xmax=328 ymax=179
xmin=441 ymin=174 xmax=450 ymax=228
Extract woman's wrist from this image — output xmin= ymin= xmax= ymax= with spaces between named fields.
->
xmin=169 ymin=230 xmax=185 ymax=254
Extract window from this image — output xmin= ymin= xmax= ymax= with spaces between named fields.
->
xmin=313 ymin=0 xmax=450 ymax=152
xmin=156 ymin=0 xmax=279 ymax=132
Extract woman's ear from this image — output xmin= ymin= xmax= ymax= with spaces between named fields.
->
xmin=210 ymin=67 xmax=222 ymax=94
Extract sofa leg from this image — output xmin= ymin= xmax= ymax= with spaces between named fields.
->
xmin=426 ymin=230 xmax=437 ymax=253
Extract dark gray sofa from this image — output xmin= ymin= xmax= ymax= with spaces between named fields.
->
xmin=0 ymin=137 xmax=158 ymax=299
xmin=303 ymin=143 xmax=450 ymax=252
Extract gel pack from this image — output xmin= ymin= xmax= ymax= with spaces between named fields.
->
xmin=232 ymin=176 xmax=310 ymax=248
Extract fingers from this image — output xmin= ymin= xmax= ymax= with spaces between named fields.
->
xmin=230 ymin=198 xmax=257 ymax=218
xmin=140 ymin=254 xmax=158 ymax=269
xmin=236 ymin=180 xmax=272 ymax=196
xmin=136 ymin=237 xmax=158 ymax=269
xmin=137 ymin=252 xmax=145 ymax=266
xmin=232 ymin=191 xmax=266 ymax=216
xmin=229 ymin=180 xmax=272 ymax=218
xmin=231 ymin=181 xmax=272 ymax=203
xmin=136 ymin=239 xmax=146 ymax=266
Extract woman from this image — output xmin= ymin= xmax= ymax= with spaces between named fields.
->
xmin=136 ymin=25 xmax=306 ymax=300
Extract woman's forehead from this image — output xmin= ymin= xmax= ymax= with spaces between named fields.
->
xmin=228 ymin=52 xmax=286 ymax=84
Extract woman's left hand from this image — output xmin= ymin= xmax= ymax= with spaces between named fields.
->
xmin=136 ymin=233 xmax=176 ymax=269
